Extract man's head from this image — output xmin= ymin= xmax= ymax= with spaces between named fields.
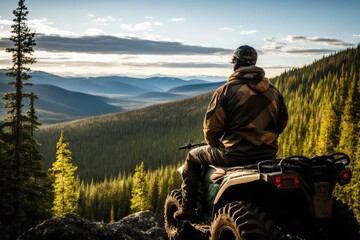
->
xmin=231 ymin=45 xmax=257 ymax=70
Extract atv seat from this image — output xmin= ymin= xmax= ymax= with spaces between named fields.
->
xmin=204 ymin=165 xmax=248 ymax=183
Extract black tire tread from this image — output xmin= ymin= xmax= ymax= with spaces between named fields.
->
xmin=211 ymin=201 xmax=279 ymax=240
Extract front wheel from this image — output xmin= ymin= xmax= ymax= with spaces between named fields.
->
xmin=164 ymin=189 xmax=206 ymax=240
xmin=164 ymin=189 xmax=183 ymax=240
xmin=210 ymin=201 xmax=279 ymax=240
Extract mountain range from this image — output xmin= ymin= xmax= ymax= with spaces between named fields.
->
xmin=0 ymin=70 xmax=225 ymax=123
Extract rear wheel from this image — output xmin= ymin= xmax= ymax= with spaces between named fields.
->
xmin=324 ymin=199 xmax=360 ymax=240
xmin=210 ymin=201 xmax=279 ymax=240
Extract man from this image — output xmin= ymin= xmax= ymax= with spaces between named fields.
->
xmin=174 ymin=45 xmax=288 ymax=221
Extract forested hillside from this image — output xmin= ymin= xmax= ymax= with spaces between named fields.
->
xmin=35 ymin=93 xmax=210 ymax=181
xmin=35 ymin=45 xmax=360 ymax=223
xmin=274 ymin=45 xmax=360 ymax=159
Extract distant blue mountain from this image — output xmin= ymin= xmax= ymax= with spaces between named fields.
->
xmin=135 ymin=91 xmax=182 ymax=99
xmin=0 ymin=69 xmax=222 ymax=124
xmin=168 ymin=81 xmax=225 ymax=94
xmin=0 ymin=81 xmax=120 ymax=124
xmin=26 ymin=71 xmax=209 ymax=94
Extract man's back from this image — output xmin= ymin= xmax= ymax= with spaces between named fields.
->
xmin=203 ymin=65 xmax=288 ymax=163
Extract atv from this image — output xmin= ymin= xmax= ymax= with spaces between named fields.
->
xmin=164 ymin=143 xmax=360 ymax=240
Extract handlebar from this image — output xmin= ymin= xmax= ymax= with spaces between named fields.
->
xmin=178 ymin=142 xmax=207 ymax=150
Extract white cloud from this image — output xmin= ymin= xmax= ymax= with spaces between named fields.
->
xmin=353 ymin=34 xmax=360 ymax=38
xmin=0 ymin=17 xmax=12 ymax=38
xmin=218 ymin=25 xmax=256 ymax=35
xmin=142 ymin=32 xmax=182 ymax=42
xmin=87 ymin=13 xmax=95 ymax=17
xmin=120 ymin=21 xmax=162 ymax=32
xmin=218 ymin=27 xmax=236 ymax=32
xmin=145 ymin=16 xmax=156 ymax=19
xmin=93 ymin=16 xmax=121 ymax=24
xmin=28 ymin=18 xmax=74 ymax=36
xmin=84 ymin=28 xmax=105 ymax=36
xmin=239 ymin=30 xmax=257 ymax=35
xmin=0 ymin=16 xmax=12 ymax=26
xmin=170 ymin=17 xmax=186 ymax=22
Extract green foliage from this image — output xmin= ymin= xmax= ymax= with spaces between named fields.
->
xmin=35 ymin=93 xmax=209 ymax=182
xmin=76 ymin=163 xmax=181 ymax=222
xmin=130 ymin=162 xmax=151 ymax=212
xmin=273 ymin=46 xmax=360 ymax=222
xmin=0 ymin=1 xmax=53 ymax=239
xmin=49 ymin=130 xmax=78 ymax=216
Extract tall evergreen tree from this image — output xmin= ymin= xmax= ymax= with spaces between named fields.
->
xmin=338 ymin=76 xmax=360 ymax=157
xmin=0 ymin=127 xmax=12 ymax=240
xmin=130 ymin=162 xmax=151 ymax=212
xmin=316 ymin=102 xmax=338 ymax=154
xmin=50 ymin=130 xmax=78 ymax=216
xmin=1 ymin=0 xmax=53 ymax=238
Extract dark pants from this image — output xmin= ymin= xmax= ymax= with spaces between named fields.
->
xmin=181 ymin=145 xmax=230 ymax=208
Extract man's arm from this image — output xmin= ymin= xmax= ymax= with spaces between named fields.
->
xmin=203 ymin=89 xmax=226 ymax=147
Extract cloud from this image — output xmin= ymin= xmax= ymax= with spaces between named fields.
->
xmin=240 ymin=30 xmax=257 ymax=35
xmin=87 ymin=13 xmax=95 ymax=17
xmin=170 ymin=18 xmax=186 ymax=22
xmin=120 ymin=21 xmax=162 ymax=32
xmin=287 ymin=35 xmax=354 ymax=47
xmin=262 ymin=35 xmax=354 ymax=55
xmin=93 ymin=16 xmax=120 ymax=24
xmin=0 ymin=17 xmax=12 ymax=26
xmin=0 ymin=17 xmax=12 ymax=38
xmin=84 ymin=28 xmax=105 ymax=36
xmin=218 ymin=26 xmax=256 ymax=35
xmin=125 ymin=62 xmax=229 ymax=68
xmin=0 ymin=34 xmax=232 ymax=55
xmin=218 ymin=27 xmax=236 ymax=32
xmin=28 ymin=18 xmax=75 ymax=36
xmin=353 ymin=34 xmax=360 ymax=38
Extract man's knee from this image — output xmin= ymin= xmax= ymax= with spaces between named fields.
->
xmin=187 ymin=146 xmax=211 ymax=164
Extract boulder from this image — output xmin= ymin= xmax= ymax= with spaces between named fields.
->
xmin=18 ymin=211 xmax=168 ymax=240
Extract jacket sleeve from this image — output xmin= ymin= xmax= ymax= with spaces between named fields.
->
xmin=277 ymin=94 xmax=288 ymax=134
xmin=203 ymin=89 xmax=226 ymax=147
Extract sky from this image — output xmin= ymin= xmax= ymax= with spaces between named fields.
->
xmin=0 ymin=0 xmax=359 ymax=79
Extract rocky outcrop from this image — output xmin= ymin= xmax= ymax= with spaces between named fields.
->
xmin=18 ymin=211 xmax=168 ymax=240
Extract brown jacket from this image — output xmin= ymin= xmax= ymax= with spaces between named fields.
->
xmin=203 ymin=65 xmax=288 ymax=162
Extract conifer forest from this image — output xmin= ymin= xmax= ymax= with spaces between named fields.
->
xmin=0 ymin=0 xmax=359 ymax=238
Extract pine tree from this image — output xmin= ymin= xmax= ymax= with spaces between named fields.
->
xmin=0 ymin=127 xmax=12 ymax=239
xmin=338 ymin=76 xmax=360 ymax=158
xmin=352 ymin=131 xmax=360 ymax=222
xmin=130 ymin=162 xmax=151 ymax=212
xmin=316 ymin=102 xmax=338 ymax=155
xmin=50 ymin=130 xmax=78 ymax=216
xmin=1 ymin=0 xmax=53 ymax=238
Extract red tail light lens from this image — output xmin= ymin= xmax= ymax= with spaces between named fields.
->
xmin=338 ymin=169 xmax=352 ymax=185
xmin=274 ymin=175 xmax=300 ymax=189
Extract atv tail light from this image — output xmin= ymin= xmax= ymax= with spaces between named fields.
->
xmin=274 ymin=175 xmax=300 ymax=189
xmin=338 ymin=169 xmax=352 ymax=186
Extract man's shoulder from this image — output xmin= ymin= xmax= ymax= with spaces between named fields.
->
xmin=217 ymin=79 xmax=246 ymax=94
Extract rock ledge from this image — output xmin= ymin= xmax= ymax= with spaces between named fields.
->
xmin=18 ymin=211 xmax=167 ymax=240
